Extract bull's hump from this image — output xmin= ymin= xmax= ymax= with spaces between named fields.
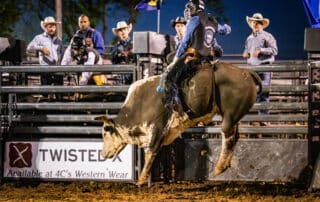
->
xmin=123 ymin=75 xmax=160 ymax=106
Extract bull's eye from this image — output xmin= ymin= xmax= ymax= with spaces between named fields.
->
xmin=104 ymin=126 xmax=114 ymax=134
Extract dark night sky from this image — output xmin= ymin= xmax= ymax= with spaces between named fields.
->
xmin=107 ymin=0 xmax=310 ymax=59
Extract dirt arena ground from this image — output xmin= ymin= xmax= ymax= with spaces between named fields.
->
xmin=0 ymin=181 xmax=319 ymax=201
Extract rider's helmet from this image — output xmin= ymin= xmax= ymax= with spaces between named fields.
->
xmin=71 ymin=34 xmax=85 ymax=51
xmin=184 ymin=0 xmax=205 ymax=21
xmin=70 ymin=34 xmax=89 ymax=63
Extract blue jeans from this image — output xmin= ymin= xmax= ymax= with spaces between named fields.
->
xmin=257 ymin=72 xmax=271 ymax=115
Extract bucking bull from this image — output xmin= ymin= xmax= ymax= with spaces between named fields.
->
xmin=95 ymin=61 xmax=262 ymax=186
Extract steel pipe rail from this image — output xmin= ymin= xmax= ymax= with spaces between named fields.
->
xmin=186 ymin=126 xmax=308 ymax=134
xmin=251 ymin=102 xmax=307 ymax=110
xmin=1 ymin=114 xmax=111 ymax=122
xmin=238 ymin=114 xmax=307 ymax=122
xmin=266 ymin=85 xmax=308 ymax=92
xmin=0 ymin=64 xmax=306 ymax=75
xmin=2 ymin=102 xmax=123 ymax=110
xmin=238 ymin=64 xmax=307 ymax=72
xmin=0 ymin=85 xmax=130 ymax=93
xmin=311 ymin=83 xmax=320 ymax=91
xmin=0 ymin=64 xmax=135 ymax=73
xmin=1 ymin=102 xmax=308 ymax=111
xmin=0 ymin=85 xmax=308 ymax=93
xmin=1 ymin=114 xmax=307 ymax=123
xmin=4 ymin=125 xmax=307 ymax=135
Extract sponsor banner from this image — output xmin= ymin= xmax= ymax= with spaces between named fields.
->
xmin=3 ymin=139 xmax=134 ymax=181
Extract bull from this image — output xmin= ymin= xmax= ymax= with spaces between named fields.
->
xmin=95 ymin=61 xmax=262 ymax=186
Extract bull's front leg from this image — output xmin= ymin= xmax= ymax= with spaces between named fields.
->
xmin=136 ymin=126 xmax=165 ymax=186
xmin=136 ymin=148 xmax=158 ymax=186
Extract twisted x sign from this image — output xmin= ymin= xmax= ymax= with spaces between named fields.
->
xmin=9 ymin=143 xmax=33 ymax=168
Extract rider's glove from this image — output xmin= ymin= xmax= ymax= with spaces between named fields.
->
xmin=156 ymin=56 xmax=178 ymax=92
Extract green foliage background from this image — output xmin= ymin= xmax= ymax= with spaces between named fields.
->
xmin=1 ymin=0 xmax=227 ymax=44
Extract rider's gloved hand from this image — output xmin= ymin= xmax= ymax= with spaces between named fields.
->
xmin=156 ymin=56 xmax=179 ymax=93
xmin=218 ymin=24 xmax=232 ymax=35
xmin=156 ymin=86 xmax=164 ymax=92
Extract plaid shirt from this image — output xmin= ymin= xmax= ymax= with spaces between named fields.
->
xmin=27 ymin=32 xmax=63 ymax=65
xmin=244 ymin=29 xmax=278 ymax=65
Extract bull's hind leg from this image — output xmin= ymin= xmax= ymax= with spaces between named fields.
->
xmin=214 ymin=117 xmax=239 ymax=176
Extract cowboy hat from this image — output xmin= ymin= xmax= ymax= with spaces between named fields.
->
xmin=40 ymin=16 xmax=61 ymax=31
xmin=246 ymin=13 xmax=269 ymax=29
xmin=170 ymin=16 xmax=187 ymax=28
xmin=112 ymin=21 xmax=132 ymax=35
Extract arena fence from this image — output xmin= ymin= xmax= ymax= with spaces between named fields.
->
xmin=0 ymin=61 xmax=319 ymax=188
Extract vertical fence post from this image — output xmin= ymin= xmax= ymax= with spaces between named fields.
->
xmin=308 ymin=61 xmax=320 ymax=166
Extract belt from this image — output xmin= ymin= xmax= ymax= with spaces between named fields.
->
xmin=185 ymin=48 xmax=215 ymax=64
xmin=185 ymin=48 xmax=200 ymax=64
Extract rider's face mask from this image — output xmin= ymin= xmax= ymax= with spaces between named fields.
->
xmin=184 ymin=2 xmax=197 ymax=21
xmin=71 ymin=36 xmax=86 ymax=58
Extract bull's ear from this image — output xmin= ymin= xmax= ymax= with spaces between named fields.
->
xmin=94 ymin=116 xmax=112 ymax=124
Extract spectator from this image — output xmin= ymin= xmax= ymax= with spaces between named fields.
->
xmin=170 ymin=16 xmax=187 ymax=50
xmin=165 ymin=16 xmax=187 ymax=65
xmin=61 ymin=33 xmax=103 ymax=85
xmin=27 ymin=16 xmax=63 ymax=100
xmin=76 ymin=14 xmax=105 ymax=56
xmin=242 ymin=13 xmax=278 ymax=117
xmin=111 ymin=21 xmax=134 ymax=84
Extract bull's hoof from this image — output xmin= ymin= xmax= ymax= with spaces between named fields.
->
xmin=214 ymin=164 xmax=230 ymax=176
xmin=135 ymin=176 xmax=148 ymax=186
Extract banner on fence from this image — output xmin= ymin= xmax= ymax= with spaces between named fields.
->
xmin=3 ymin=139 xmax=134 ymax=181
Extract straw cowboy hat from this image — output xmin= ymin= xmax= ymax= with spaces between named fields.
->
xmin=246 ymin=13 xmax=270 ymax=29
xmin=170 ymin=16 xmax=187 ymax=28
xmin=40 ymin=16 xmax=61 ymax=31
xmin=112 ymin=21 xmax=132 ymax=35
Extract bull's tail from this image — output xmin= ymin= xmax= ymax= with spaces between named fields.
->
xmin=247 ymin=69 xmax=262 ymax=94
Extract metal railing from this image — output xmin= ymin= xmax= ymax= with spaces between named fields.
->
xmin=0 ymin=61 xmax=309 ymax=137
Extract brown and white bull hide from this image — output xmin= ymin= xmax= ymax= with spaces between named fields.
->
xmin=95 ymin=62 xmax=261 ymax=186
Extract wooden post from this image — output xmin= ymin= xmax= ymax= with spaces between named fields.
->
xmin=55 ymin=0 xmax=62 ymax=39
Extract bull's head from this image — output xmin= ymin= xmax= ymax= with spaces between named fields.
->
xmin=95 ymin=116 xmax=127 ymax=159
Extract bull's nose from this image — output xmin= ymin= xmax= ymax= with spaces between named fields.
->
xmin=101 ymin=150 xmax=114 ymax=159
xmin=101 ymin=150 xmax=108 ymax=158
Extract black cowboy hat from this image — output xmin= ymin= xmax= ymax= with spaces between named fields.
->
xmin=170 ymin=16 xmax=187 ymax=28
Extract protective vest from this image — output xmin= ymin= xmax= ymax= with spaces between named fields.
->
xmin=111 ymin=39 xmax=134 ymax=64
xmin=189 ymin=12 xmax=218 ymax=57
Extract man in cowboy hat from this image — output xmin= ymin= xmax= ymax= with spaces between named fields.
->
xmin=27 ymin=16 xmax=63 ymax=99
xmin=171 ymin=16 xmax=187 ymax=50
xmin=27 ymin=16 xmax=62 ymax=66
xmin=111 ymin=21 xmax=134 ymax=84
xmin=243 ymin=12 xmax=278 ymax=117
xmin=164 ymin=16 xmax=187 ymax=65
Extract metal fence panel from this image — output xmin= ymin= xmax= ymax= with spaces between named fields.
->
xmin=175 ymin=139 xmax=308 ymax=182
